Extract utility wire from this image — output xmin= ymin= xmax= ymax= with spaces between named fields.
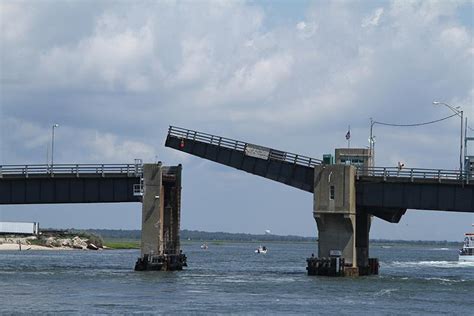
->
xmin=373 ymin=113 xmax=458 ymax=127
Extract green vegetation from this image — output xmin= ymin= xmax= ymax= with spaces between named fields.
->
xmin=103 ymin=239 xmax=140 ymax=249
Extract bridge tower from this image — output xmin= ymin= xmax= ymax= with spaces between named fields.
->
xmin=309 ymin=163 xmax=377 ymax=276
xmin=134 ymin=163 xmax=187 ymax=271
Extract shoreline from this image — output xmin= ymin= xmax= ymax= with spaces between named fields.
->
xmin=0 ymin=243 xmax=75 ymax=251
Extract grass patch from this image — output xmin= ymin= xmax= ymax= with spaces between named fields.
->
xmin=103 ymin=239 xmax=140 ymax=249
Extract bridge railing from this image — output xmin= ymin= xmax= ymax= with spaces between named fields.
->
xmin=168 ymin=126 xmax=322 ymax=168
xmin=0 ymin=164 xmax=143 ymax=178
xmin=356 ymin=166 xmax=470 ymax=183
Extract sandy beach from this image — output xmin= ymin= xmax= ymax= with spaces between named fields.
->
xmin=0 ymin=243 xmax=73 ymax=251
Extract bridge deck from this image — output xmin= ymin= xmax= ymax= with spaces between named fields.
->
xmin=0 ymin=164 xmax=142 ymax=204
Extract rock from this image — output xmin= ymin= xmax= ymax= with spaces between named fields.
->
xmin=45 ymin=237 xmax=56 ymax=247
xmin=61 ymin=239 xmax=72 ymax=247
xmin=72 ymin=236 xmax=87 ymax=250
xmin=87 ymin=243 xmax=99 ymax=250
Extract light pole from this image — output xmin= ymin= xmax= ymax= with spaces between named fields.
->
xmin=369 ymin=118 xmax=376 ymax=168
xmin=433 ymin=101 xmax=463 ymax=175
xmin=51 ymin=123 xmax=59 ymax=168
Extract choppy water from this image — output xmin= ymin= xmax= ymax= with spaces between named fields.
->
xmin=0 ymin=242 xmax=472 ymax=315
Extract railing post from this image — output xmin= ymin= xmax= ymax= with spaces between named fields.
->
xmin=101 ymin=164 xmax=105 ymax=177
xmin=410 ymin=169 xmax=414 ymax=182
xmin=383 ymin=168 xmax=386 ymax=181
xmin=25 ymin=165 xmax=28 ymax=178
xmin=308 ymin=158 xmax=312 ymax=167
xmin=437 ymin=170 xmax=441 ymax=183
xmin=193 ymin=131 xmax=197 ymax=140
xmin=294 ymin=155 xmax=298 ymax=164
xmin=218 ymin=137 xmax=222 ymax=146
xmin=76 ymin=164 xmax=79 ymax=177
xmin=127 ymin=164 xmax=130 ymax=176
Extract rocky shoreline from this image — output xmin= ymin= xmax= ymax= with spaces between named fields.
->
xmin=0 ymin=234 xmax=104 ymax=251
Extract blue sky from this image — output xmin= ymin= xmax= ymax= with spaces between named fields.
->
xmin=1 ymin=0 xmax=473 ymax=240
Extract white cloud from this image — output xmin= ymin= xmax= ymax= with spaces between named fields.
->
xmin=296 ymin=20 xmax=317 ymax=38
xmin=362 ymin=8 xmax=384 ymax=28
xmin=0 ymin=2 xmax=32 ymax=42
xmin=89 ymin=132 xmax=155 ymax=162
xmin=38 ymin=17 xmax=156 ymax=92
xmin=197 ymin=53 xmax=294 ymax=106
xmin=440 ymin=26 xmax=470 ymax=49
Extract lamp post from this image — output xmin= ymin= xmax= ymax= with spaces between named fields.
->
xmin=433 ymin=101 xmax=463 ymax=175
xmin=369 ymin=118 xmax=376 ymax=168
xmin=51 ymin=123 xmax=59 ymax=168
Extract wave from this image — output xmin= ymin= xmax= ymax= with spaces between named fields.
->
xmin=374 ymin=288 xmax=398 ymax=297
xmin=389 ymin=260 xmax=474 ymax=268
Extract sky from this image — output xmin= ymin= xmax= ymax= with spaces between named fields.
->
xmin=1 ymin=0 xmax=473 ymax=240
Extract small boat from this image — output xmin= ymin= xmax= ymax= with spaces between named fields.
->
xmin=200 ymin=243 xmax=208 ymax=250
xmin=255 ymin=245 xmax=267 ymax=254
xmin=459 ymin=225 xmax=474 ymax=262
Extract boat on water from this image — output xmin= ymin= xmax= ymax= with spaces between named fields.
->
xmin=459 ymin=226 xmax=474 ymax=262
xmin=255 ymin=245 xmax=267 ymax=254
xmin=200 ymin=243 xmax=208 ymax=250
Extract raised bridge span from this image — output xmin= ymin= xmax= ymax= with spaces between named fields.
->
xmin=165 ymin=125 xmax=474 ymax=276
xmin=165 ymin=126 xmax=474 ymax=216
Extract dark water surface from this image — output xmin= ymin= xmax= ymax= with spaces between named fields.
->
xmin=0 ymin=242 xmax=472 ymax=315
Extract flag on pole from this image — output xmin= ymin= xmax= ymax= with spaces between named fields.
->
xmin=346 ymin=125 xmax=351 ymax=148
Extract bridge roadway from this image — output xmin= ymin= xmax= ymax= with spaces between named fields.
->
xmin=165 ymin=126 xmax=474 ymax=221
xmin=0 ymin=164 xmax=142 ymax=204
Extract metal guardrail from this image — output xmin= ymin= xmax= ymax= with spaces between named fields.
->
xmin=356 ymin=166 xmax=470 ymax=184
xmin=168 ymin=126 xmax=323 ymax=168
xmin=0 ymin=163 xmax=143 ymax=178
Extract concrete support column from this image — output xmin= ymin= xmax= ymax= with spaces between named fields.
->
xmin=315 ymin=213 xmax=356 ymax=267
xmin=355 ymin=211 xmax=371 ymax=269
xmin=135 ymin=163 xmax=186 ymax=271
xmin=309 ymin=164 xmax=377 ymax=276
xmin=140 ymin=163 xmax=163 ymax=257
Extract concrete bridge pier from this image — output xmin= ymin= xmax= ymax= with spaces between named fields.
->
xmin=135 ymin=163 xmax=186 ymax=271
xmin=307 ymin=165 xmax=378 ymax=276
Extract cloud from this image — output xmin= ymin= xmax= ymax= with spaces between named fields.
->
xmin=362 ymin=8 xmax=384 ymax=28
xmin=88 ymin=132 xmax=155 ymax=162
xmin=37 ymin=15 xmax=156 ymax=92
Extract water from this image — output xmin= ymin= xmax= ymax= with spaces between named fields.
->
xmin=0 ymin=242 xmax=472 ymax=315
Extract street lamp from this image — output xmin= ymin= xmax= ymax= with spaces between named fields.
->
xmin=51 ymin=123 xmax=59 ymax=168
xmin=433 ymin=101 xmax=463 ymax=175
xmin=369 ymin=118 xmax=376 ymax=168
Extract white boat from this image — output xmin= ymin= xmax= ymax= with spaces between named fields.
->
xmin=255 ymin=245 xmax=267 ymax=254
xmin=200 ymin=243 xmax=208 ymax=250
xmin=459 ymin=227 xmax=474 ymax=262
